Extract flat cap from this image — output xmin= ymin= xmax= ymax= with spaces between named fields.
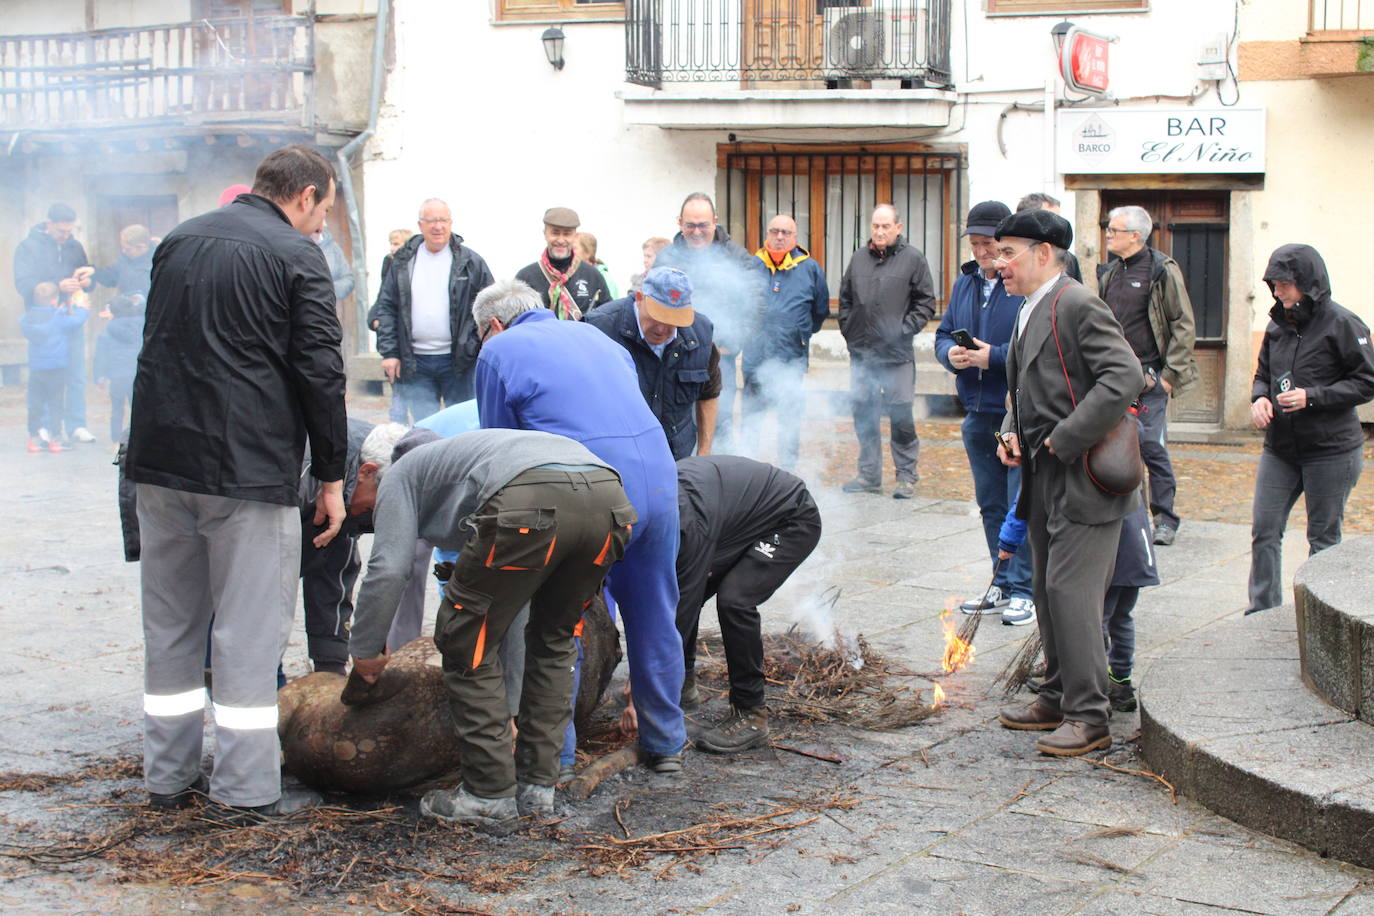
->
xmin=543 ymin=206 xmax=580 ymax=229
xmin=994 ymin=209 xmax=1073 ymax=250
xmin=964 ymin=200 xmax=1010 ymax=237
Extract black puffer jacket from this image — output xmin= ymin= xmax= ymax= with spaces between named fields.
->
xmin=12 ymin=223 xmax=89 ymax=307
xmin=837 ymin=235 xmax=936 ymax=365
xmin=372 ymin=233 xmax=494 ymax=381
xmin=126 ymin=193 xmax=348 ymax=506
xmin=1252 ymin=244 xmax=1374 ymax=461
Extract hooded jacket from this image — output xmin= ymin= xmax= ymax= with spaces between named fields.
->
xmin=21 ymin=305 xmax=88 ymax=370
xmin=653 ymin=226 xmax=767 ymax=353
xmin=1252 ymin=244 xmax=1374 ymax=462
xmin=838 ymin=235 xmax=937 ymax=365
xmin=13 ymin=223 xmax=90 ymax=308
xmin=1097 ymin=247 xmax=1199 ymax=395
xmin=373 ymin=232 xmax=495 ymax=382
xmin=742 ymin=245 xmax=829 ymax=374
xmin=126 ymin=193 xmax=348 ymax=506
xmin=935 ymin=260 xmax=1023 ymax=414
xmin=92 ymin=309 xmax=145 ymax=381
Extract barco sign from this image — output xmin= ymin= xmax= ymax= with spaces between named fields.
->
xmin=1057 ymin=108 xmax=1266 ymax=174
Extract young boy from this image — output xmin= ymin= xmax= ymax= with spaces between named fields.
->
xmin=93 ymin=293 xmax=146 ymax=442
xmin=21 ymin=281 xmax=89 ymax=452
xmin=997 ymin=484 xmax=1159 ymax=713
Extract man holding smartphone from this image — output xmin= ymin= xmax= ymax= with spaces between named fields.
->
xmin=934 ymin=201 xmax=1034 ymax=626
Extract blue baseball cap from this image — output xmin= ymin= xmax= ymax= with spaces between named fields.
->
xmin=640 ymin=266 xmax=694 ymax=327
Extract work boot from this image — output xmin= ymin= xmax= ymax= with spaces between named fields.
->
xmin=207 ymin=787 xmax=322 ymax=823
xmin=998 ymin=700 xmax=1063 ymax=730
xmin=147 ymin=774 xmax=209 ymax=811
xmin=644 ymin=749 xmax=684 ymax=775
xmin=1107 ymin=676 xmax=1137 ymax=713
xmin=680 ymin=669 xmax=699 ymax=711
xmin=892 ymin=481 xmax=915 ymax=500
xmin=841 ymin=477 xmax=881 ymax=494
xmin=515 ymin=782 xmax=555 ymax=818
xmin=1035 ymin=720 xmax=1111 ymax=756
xmin=695 ymin=705 xmax=769 ymax=754
xmin=420 ymin=786 xmax=518 ymax=833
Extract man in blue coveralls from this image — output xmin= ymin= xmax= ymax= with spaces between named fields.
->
xmin=472 ymin=278 xmax=688 ymax=772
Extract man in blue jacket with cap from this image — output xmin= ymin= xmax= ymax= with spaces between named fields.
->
xmin=935 ymin=200 xmax=1035 ymax=627
xmin=473 ymin=278 xmax=688 ymax=773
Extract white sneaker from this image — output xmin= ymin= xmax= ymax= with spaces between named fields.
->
xmin=1002 ymin=597 xmax=1037 ymax=626
xmin=72 ymin=427 xmax=96 ymax=443
xmin=961 ymin=585 xmax=1009 ymax=615
xmin=37 ymin=427 xmax=51 ymax=443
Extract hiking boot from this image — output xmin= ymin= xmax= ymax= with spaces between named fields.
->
xmin=1035 ymin=720 xmax=1111 ymax=756
xmin=148 ymin=774 xmax=209 ymax=810
xmin=1107 ymin=677 xmax=1137 ymax=713
xmin=206 ymin=787 xmax=322 ymax=823
xmin=680 ymin=669 xmax=700 ymax=711
xmin=892 ymin=481 xmax=915 ymax=500
xmin=695 ymin=705 xmax=769 ymax=754
xmin=1001 ymin=597 xmax=1037 ymax=626
xmin=420 ymin=786 xmax=518 ymax=833
xmin=644 ymin=749 xmax=684 ymax=774
xmin=515 ymin=782 xmax=555 ymax=818
xmin=961 ymin=585 xmax=1009 ymax=615
xmin=841 ymin=477 xmax=881 ymax=494
xmin=71 ymin=427 xmax=96 ymax=444
xmin=1152 ymin=524 xmax=1177 ymax=547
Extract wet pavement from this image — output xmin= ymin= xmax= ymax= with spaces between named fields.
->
xmin=1 ymin=390 xmax=1372 ymax=916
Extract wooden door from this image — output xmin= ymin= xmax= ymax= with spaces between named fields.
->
xmin=741 ymin=0 xmax=826 ymax=89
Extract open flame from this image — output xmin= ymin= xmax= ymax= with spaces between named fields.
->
xmin=931 ymin=683 xmax=946 ymax=707
xmin=939 ymin=610 xmax=976 ymax=674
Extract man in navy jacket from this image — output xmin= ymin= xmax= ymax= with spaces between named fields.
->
xmin=934 ymin=201 xmax=1035 ymax=627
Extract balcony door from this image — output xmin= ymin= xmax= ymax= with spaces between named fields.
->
xmin=741 ymin=0 xmax=825 ymax=89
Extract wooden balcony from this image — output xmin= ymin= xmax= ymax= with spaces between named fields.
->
xmin=0 ymin=16 xmax=316 ymax=135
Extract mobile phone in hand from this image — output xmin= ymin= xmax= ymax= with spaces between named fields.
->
xmin=1272 ymin=371 xmax=1293 ymax=408
xmin=951 ymin=328 xmax=980 ymax=350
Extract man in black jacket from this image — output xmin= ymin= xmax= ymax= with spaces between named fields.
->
xmin=127 ymin=145 xmax=348 ymax=816
xmin=675 ymin=456 xmax=821 ymax=754
xmin=838 ymin=204 xmax=937 ymax=498
xmin=514 ymin=207 xmax=610 ymax=318
xmin=373 ymin=198 xmax=495 ymax=422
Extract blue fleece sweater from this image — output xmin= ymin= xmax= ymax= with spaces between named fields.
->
xmin=21 ymin=306 xmax=88 ymax=370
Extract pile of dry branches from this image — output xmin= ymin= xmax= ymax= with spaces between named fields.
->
xmin=696 ymin=631 xmax=941 ymax=730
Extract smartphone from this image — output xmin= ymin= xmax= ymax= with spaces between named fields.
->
xmin=1272 ymin=370 xmax=1293 ymax=408
xmin=951 ymin=328 xmax=981 ymax=350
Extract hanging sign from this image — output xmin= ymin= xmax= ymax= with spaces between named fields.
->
xmin=1059 ymin=27 xmax=1112 ymax=96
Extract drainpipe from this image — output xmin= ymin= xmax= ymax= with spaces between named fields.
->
xmin=336 ymin=0 xmax=390 ymax=354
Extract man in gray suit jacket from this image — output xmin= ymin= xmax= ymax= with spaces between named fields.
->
xmin=993 ymin=209 xmax=1143 ymax=757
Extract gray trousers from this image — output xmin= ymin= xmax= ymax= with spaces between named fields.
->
xmin=850 ymin=358 xmax=919 ymax=484
xmin=1025 ymin=458 xmax=1120 ymax=728
xmin=1247 ymin=446 xmax=1362 ymax=613
xmin=1138 ymin=383 xmax=1178 ymax=528
xmin=138 ymin=484 xmax=299 ymax=807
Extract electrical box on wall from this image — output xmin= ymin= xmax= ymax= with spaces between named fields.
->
xmin=1198 ymin=35 xmax=1228 ymax=81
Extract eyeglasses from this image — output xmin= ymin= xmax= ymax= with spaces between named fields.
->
xmin=767 ymin=228 xmax=796 ymax=236
xmin=681 ymin=221 xmax=713 ymax=231
xmin=993 ymin=242 xmax=1040 ymax=265
xmin=1104 ymin=227 xmax=1133 ymax=236
xmin=419 ymin=217 xmax=451 ymax=226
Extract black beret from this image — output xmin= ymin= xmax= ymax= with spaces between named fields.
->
xmin=994 ymin=209 xmax=1073 ymax=250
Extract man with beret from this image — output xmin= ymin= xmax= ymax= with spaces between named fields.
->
xmin=515 ymin=207 xmax=611 ymax=320
xmin=934 ymin=201 xmax=1034 ymax=627
xmin=994 ymin=208 xmax=1142 ymax=757
xmin=584 ymin=266 xmax=722 ymax=460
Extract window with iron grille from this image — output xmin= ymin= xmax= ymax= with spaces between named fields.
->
xmin=719 ymin=145 xmax=964 ymax=309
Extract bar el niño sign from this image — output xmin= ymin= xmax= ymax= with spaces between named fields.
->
xmin=1056 ymin=108 xmax=1266 ymax=174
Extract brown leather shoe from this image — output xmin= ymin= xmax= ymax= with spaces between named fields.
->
xmin=998 ymin=701 xmax=1063 ymax=730
xmin=1035 ymin=720 xmax=1111 ymax=756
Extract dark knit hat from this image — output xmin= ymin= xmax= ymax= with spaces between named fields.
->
xmin=964 ymin=201 xmax=1011 ymax=237
xmin=994 ymin=209 xmax=1073 ymax=249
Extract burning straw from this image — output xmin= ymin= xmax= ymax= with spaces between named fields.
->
xmin=696 ymin=631 xmax=943 ymax=730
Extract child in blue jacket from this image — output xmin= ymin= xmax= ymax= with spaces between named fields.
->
xmin=997 ymin=484 xmax=1158 ymax=712
xmin=93 ymin=293 xmax=146 ymax=442
xmin=20 ymin=281 xmax=89 ymax=452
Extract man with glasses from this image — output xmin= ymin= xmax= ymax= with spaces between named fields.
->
xmin=838 ymin=204 xmax=936 ymax=498
xmin=373 ymin=198 xmax=495 ymax=422
xmin=993 ymin=209 xmax=1141 ymax=757
xmin=740 ymin=214 xmax=829 ymax=470
xmin=654 ymin=192 xmax=767 ymax=454
xmin=935 ymin=201 xmax=1034 ymax=626
xmin=1097 ymin=206 xmax=1198 ymax=547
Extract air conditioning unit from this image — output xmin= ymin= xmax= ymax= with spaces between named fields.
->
xmin=822 ymin=3 xmax=928 ymax=81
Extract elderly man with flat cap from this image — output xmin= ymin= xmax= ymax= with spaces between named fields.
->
xmin=993 ymin=208 xmax=1142 ymax=757
xmin=515 ymin=207 xmax=611 ymax=320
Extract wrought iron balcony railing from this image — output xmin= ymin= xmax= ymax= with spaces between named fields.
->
xmin=0 ymin=16 xmax=315 ymax=133
xmin=625 ymin=0 xmax=952 ymax=89
xmin=1309 ymin=0 xmax=1373 ymax=31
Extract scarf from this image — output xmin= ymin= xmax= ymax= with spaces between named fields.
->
xmin=539 ymin=248 xmax=583 ymax=320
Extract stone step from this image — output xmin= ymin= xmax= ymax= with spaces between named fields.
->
xmin=1138 ymin=608 xmax=1374 ymax=869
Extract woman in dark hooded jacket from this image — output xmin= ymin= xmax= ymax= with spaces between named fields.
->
xmin=1247 ymin=244 xmax=1374 ymax=613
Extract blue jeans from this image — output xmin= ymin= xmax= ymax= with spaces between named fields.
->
xmin=961 ymin=411 xmax=1031 ymax=599
xmin=398 ymin=353 xmax=472 ymax=424
xmin=65 ymin=330 xmax=86 ymax=431
xmin=1102 ymin=585 xmax=1138 ymax=680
